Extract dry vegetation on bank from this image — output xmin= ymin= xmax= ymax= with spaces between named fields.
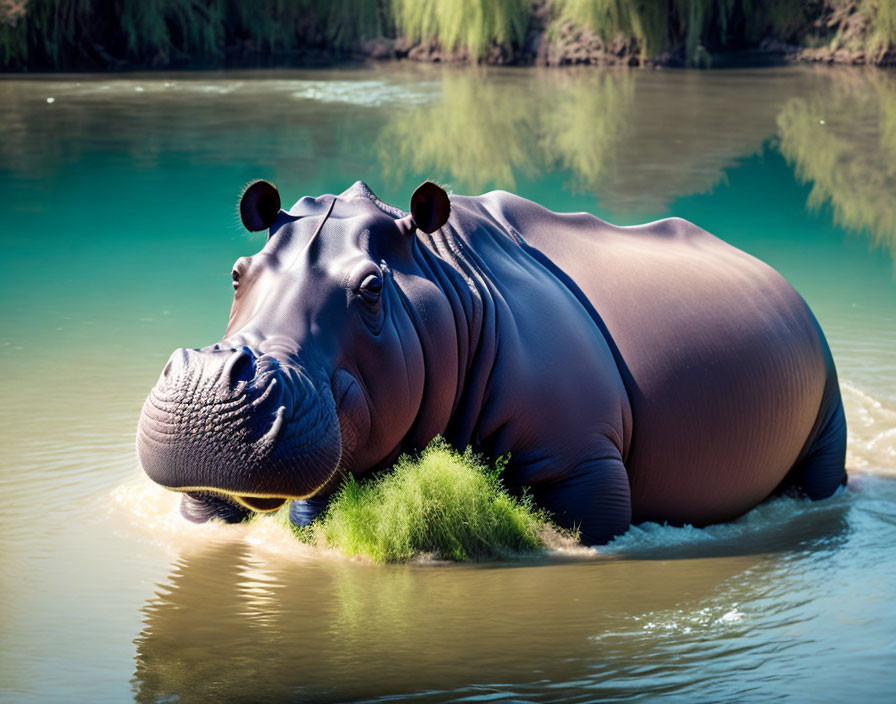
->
xmin=1 ymin=0 xmax=894 ymax=69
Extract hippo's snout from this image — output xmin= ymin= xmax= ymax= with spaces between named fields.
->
xmin=161 ymin=346 xmax=257 ymax=392
xmin=137 ymin=346 xmax=341 ymax=510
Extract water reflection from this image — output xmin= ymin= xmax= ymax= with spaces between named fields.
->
xmin=376 ymin=65 xmax=896 ymax=253
xmin=777 ymin=68 xmax=896 ymax=259
xmin=376 ymin=69 xmax=633 ymax=195
xmin=375 ymin=67 xmax=798 ymax=212
xmin=132 ymin=548 xmax=748 ymax=702
xmin=2 ymin=66 xmax=896 ymax=254
xmin=131 ymin=492 xmax=853 ymax=703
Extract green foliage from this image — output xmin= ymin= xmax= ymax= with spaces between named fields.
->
xmin=392 ymin=0 xmax=530 ymax=59
xmin=552 ymin=0 xmax=809 ymax=65
xmin=2 ymin=0 xmax=894 ymax=68
xmin=322 ymin=0 xmax=391 ymax=48
xmin=554 ymin=0 xmax=665 ymax=59
xmin=0 ymin=0 xmax=390 ymax=69
xmin=285 ymin=439 xmax=562 ymax=562
xmin=229 ymin=0 xmax=390 ymax=55
xmin=864 ymin=0 xmax=896 ymax=48
xmin=119 ymin=0 xmax=227 ymax=65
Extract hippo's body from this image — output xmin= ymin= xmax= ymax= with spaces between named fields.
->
xmin=138 ymin=181 xmax=847 ymax=544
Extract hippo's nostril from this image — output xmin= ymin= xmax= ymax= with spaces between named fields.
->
xmin=224 ymin=347 xmax=256 ymax=388
xmin=161 ymin=348 xmax=189 ymax=379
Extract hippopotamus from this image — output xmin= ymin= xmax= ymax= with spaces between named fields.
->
xmin=137 ymin=180 xmax=847 ymax=545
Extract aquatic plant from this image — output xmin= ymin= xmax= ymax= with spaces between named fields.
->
xmin=284 ymin=439 xmax=562 ymax=562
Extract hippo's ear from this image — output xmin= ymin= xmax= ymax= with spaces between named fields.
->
xmin=409 ymin=181 xmax=450 ymax=234
xmin=239 ymin=180 xmax=282 ymax=232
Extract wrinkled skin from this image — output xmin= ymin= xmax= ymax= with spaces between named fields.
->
xmin=137 ymin=180 xmax=847 ymax=544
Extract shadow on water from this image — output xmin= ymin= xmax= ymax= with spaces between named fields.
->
xmin=131 ymin=484 xmax=862 ymax=703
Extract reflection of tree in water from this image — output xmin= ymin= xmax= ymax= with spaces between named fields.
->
xmin=375 ymin=68 xmax=798 ymax=215
xmin=376 ymin=69 xmax=540 ymax=192
xmin=376 ymin=68 xmax=633 ymax=194
xmin=378 ymin=65 xmax=896 ymax=252
xmin=5 ymin=67 xmax=894 ymax=255
xmin=777 ymin=69 xmax=896 ymax=259
xmin=595 ymin=70 xmax=797 ymax=214
xmin=538 ymin=69 xmax=634 ymax=194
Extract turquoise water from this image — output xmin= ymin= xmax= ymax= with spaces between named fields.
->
xmin=1 ymin=65 xmax=895 ymax=702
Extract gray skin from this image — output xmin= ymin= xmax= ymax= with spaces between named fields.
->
xmin=137 ymin=180 xmax=847 ymax=545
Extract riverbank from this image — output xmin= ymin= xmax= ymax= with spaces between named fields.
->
xmin=2 ymin=0 xmax=895 ymax=71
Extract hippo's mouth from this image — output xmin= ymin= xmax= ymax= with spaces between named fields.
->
xmin=235 ymin=495 xmax=289 ymax=512
xmin=179 ymin=491 xmax=289 ymax=513
xmin=137 ymin=348 xmax=343 ymax=506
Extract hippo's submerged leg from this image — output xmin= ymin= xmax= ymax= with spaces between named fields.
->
xmin=180 ymin=492 xmax=252 ymax=524
xmin=532 ymin=456 xmax=632 ymax=546
xmin=783 ymin=397 xmax=848 ymax=500
xmin=288 ymin=495 xmax=332 ymax=528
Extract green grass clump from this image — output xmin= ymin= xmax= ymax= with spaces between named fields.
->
xmin=285 ymin=439 xmax=562 ymax=562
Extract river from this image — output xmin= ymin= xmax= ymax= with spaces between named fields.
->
xmin=1 ymin=63 xmax=894 ymax=702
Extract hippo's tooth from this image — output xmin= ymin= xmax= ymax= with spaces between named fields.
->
xmin=257 ymin=406 xmax=287 ymax=446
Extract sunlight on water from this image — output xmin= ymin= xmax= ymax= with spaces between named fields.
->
xmin=1 ymin=64 xmax=895 ymax=702
xmin=4 ymin=73 xmax=440 ymax=104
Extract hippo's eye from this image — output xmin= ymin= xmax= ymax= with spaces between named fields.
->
xmin=231 ymin=257 xmax=250 ymax=291
xmin=359 ymin=274 xmax=383 ymax=304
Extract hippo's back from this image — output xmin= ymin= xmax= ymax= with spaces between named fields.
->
xmin=472 ymin=191 xmax=833 ymax=526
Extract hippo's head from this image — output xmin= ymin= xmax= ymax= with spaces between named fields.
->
xmin=137 ymin=180 xmax=453 ymax=513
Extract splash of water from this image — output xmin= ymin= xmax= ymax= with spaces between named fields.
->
xmin=110 ymin=381 xmax=895 ymax=561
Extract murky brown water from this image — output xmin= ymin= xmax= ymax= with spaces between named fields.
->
xmin=1 ymin=64 xmax=895 ymax=702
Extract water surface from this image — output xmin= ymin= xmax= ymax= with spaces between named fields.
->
xmin=1 ymin=64 xmax=895 ymax=703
